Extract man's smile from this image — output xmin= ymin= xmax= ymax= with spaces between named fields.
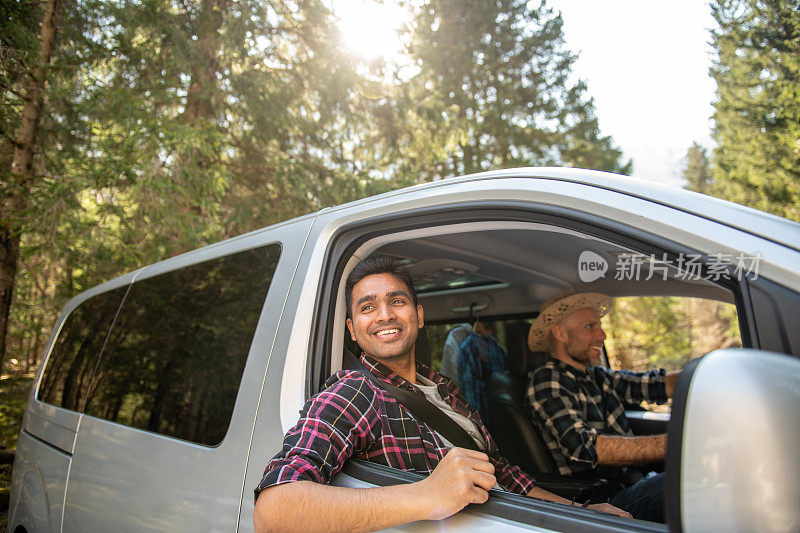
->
xmin=374 ymin=327 xmax=402 ymax=339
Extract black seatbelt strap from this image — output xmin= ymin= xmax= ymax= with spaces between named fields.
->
xmin=343 ymin=350 xmax=496 ymax=458
xmin=379 ymin=380 xmax=482 ymax=452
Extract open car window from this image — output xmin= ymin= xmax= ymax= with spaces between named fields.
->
xmin=326 ymin=218 xmax=747 ymax=529
xmin=603 ymin=296 xmax=741 ymax=415
xmin=604 ymin=296 xmax=741 ymax=373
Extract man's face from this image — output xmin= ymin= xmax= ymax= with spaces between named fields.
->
xmin=346 ymin=273 xmax=424 ymax=363
xmin=559 ymin=307 xmax=606 ymax=366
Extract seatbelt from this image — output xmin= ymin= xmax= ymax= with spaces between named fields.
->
xmin=343 ymin=350 xmax=498 ymax=459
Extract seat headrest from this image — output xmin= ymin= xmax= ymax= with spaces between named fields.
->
xmin=415 ymin=325 xmax=431 ymax=368
xmin=505 ymin=320 xmax=549 ymax=377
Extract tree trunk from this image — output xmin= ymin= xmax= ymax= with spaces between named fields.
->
xmin=21 ymin=312 xmax=31 ymax=371
xmin=30 ymin=315 xmax=43 ymax=372
xmin=163 ymin=0 xmax=225 ymax=254
xmin=0 ymin=0 xmax=61 ymax=372
xmin=182 ymin=0 xmax=223 ymax=128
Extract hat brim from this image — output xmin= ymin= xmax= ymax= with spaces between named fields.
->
xmin=527 ymin=293 xmax=613 ymax=352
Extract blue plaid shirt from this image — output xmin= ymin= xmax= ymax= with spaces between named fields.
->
xmin=458 ymin=332 xmax=507 ymax=427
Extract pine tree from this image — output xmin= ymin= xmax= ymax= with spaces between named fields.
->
xmin=710 ymin=0 xmax=800 ymax=221
xmin=1 ymin=0 xmax=118 ymax=372
xmin=2 ymin=0 xmax=383 ymax=365
xmin=66 ymin=0 xmax=378 ymax=264
xmin=376 ymin=0 xmax=630 ymax=182
xmin=0 ymin=0 xmax=637 ymax=365
xmin=683 ymin=142 xmax=714 ymax=194
xmin=0 ymin=0 xmax=62 ymax=371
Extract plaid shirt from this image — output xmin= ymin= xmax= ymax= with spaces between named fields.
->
xmin=526 ymin=357 xmax=668 ymax=476
xmin=256 ymin=354 xmax=536 ymax=498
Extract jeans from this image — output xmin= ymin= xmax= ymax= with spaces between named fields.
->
xmin=608 ymin=472 xmax=665 ymax=523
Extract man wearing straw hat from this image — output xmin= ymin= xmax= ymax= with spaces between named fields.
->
xmin=525 ymin=290 xmax=681 ymax=523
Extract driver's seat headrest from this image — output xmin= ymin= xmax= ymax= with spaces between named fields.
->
xmin=505 ymin=320 xmax=550 ymax=377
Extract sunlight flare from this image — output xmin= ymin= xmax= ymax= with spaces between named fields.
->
xmin=332 ymin=0 xmax=413 ymax=62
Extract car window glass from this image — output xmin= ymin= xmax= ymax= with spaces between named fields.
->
xmin=81 ymin=244 xmax=281 ymax=446
xmin=37 ymin=286 xmax=128 ymax=410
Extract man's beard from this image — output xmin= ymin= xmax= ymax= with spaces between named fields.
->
xmin=566 ymin=343 xmax=601 ymax=367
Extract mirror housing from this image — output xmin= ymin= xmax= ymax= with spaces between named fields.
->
xmin=666 ymin=349 xmax=800 ymax=532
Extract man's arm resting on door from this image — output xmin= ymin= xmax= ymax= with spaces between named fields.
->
xmin=255 ymin=481 xmax=434 ymax=533
xmin=254 ymin=448 xmax=496 ymax=533
xmin=254 ymin=448 xmax=631 ymax=532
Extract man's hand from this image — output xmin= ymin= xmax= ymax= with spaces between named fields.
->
xmin=665 ymin=370 xmax=681 ymax=398
xmin=417 ymin=447 xmax=497 ymax=520
xmin=528 ymin=484 xmax=632 ymax=518
xmin=585 ymin=503 xmax=632 ymax=518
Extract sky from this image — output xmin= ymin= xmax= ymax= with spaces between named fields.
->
xmin=550 ymin=1 xmax=718 ymax=187
xmin=332 ymin=0 xmax=719 ymax=188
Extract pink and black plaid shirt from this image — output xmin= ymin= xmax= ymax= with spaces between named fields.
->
xmin=255 ymin=354 xmax=536 ymax=498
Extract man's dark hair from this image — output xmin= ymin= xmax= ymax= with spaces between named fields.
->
xmin=345 ymin=256 xmax=418 ymax=318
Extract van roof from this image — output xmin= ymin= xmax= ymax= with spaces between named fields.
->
xmin=320 ymin=167 xmax=800 ymax=252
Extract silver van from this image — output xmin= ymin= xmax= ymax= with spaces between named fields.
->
xmin=8 ymin=168 xmax=800 ymax=532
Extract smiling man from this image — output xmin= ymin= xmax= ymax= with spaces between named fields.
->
xmin=525 ymin=290 xmax=681 ymax=523
xmin=253 ymin=257 xmax=627 ymax=532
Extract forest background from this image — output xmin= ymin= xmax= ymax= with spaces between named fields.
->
xmin=1 ymin=0 xmax=798 ymax=517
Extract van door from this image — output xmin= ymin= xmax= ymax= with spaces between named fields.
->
xmin=60 ymin=218 xmax=313 ymax=532
xmin=239 ymin=215 xmax=325 ymax=531
xmin=11 ymin=275 xmax=134 ymax=533
xmin=276 ymin=174 xmax=799 ymax=532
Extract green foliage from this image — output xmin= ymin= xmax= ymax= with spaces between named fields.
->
xmin=2 ymin=0 xmax=633 ymax=383
xmin=604 ymin=297 xmax=691 ymax=371
xmin=603 ymin=297 xmax=742 ymax=372
xmin=0 ymin=0 xmax=42 ymax=133
xmin=0 ymin=375 xmax=32 ymax=450
xmin=710 ymin=0 xmax=800 ymax=221
xmin=683 ymin=142 xmax=714 ymax=194
xmin=370 ymin=0 xmax=630 ymax=182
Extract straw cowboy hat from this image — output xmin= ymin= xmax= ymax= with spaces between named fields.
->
xmin=527 ymin=290 xmax=613 ymax=352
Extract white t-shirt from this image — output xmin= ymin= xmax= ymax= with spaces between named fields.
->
xmin=414 ymin=374 xmax=503 ymax=491
xmin=414 ymin=373 xmax=488 ymax=451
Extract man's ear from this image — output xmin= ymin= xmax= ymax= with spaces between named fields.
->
xmin=416 ymin=304 xmax=424 ymax=329
xmin=551 ymin=323 xmax=568 ymax=344
xmin=346 ymin=318 xmax=356 ymax=341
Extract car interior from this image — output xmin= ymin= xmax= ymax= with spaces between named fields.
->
xmin=328 ymin=220 xmax=742 ymax=506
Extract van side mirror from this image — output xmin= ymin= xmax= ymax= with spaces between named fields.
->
xmin=666 ymin=349 xmax=800 ymax=532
